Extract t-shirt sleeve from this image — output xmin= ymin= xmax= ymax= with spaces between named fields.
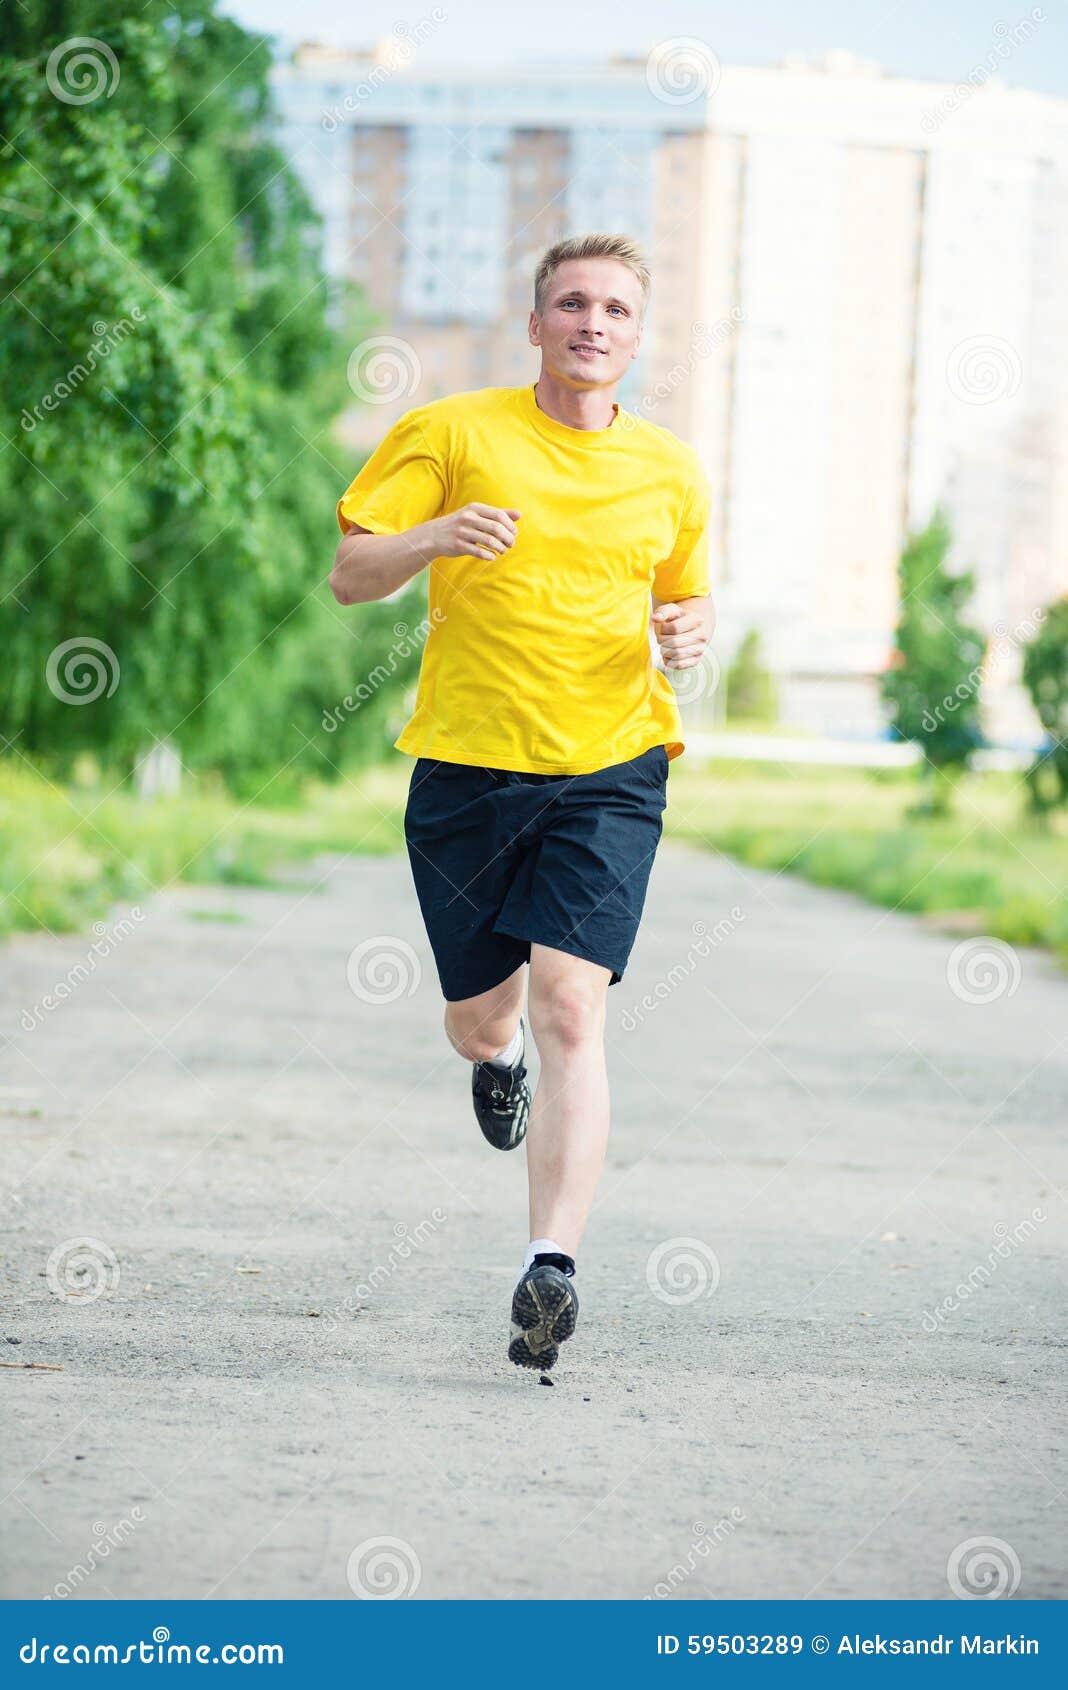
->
xmin=652 ymin=460 xmax=712 ymax=601
xmin=335 ymin=406 xmax=448 ymax=536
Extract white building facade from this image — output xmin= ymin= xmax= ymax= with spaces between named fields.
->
xmin=274 ymin=43 xmax=1068 ymax=744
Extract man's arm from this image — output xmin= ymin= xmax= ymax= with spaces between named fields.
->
xmin=330 ymin=521 xmax=444 ymax=606
xmin=650 ymin=592 xmax=716 ymax=669
xmin=329 ymin=503 xmax=522 ymax=605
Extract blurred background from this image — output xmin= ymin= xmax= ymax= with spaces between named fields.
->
xmin=2 ymin=0 xmax=1066 ymax=960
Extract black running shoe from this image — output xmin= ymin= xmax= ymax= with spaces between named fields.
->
xmin=472 ymin=1017 xmax=530 ymax=1151
xmin=508 ymin=1252 xmax=579 ymax=1370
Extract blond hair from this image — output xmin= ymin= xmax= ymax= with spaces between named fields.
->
xmin=533 ymin=233 xmax=651 ymax=318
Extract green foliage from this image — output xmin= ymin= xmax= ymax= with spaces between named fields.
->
xmin=665 ymin=760 xmax=1068 ymax=966
xmin=0 ymin=1 xmax=405 ymax=785
xmin=880 ymin=509 xmax=986 ymax=812
xmin=726 ymin=627 xmax=777 ymax=725
xmin=6 ymin=753 xmax=1065 ymax=968
xmin=0 ymin=756 xmax=403 ymax=938
xmin=1021 ymin=596 xmax=1068 ymax=812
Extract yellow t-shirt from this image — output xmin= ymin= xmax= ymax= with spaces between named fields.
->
xmin=335 ymin=383 xmax=712 ymax=775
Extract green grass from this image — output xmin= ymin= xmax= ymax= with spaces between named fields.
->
xmin=665 ymin=758 xmax=1068 ymax=962
xmin=185 ymin=909 xmax=249 ymax=924
xmin=0 ymin=758 xmax=405 ymax=939
xmin=4 ymin=754 xmax=1066 ymax=965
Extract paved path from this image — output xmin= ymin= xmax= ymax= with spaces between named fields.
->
xmin=2 ymin=840 xmax=1065 ymax=1600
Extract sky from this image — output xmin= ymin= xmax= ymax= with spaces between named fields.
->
xmin=220 ymin=0 xmax=1067 ymax=100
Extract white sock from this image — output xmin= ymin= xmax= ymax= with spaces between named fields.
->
xmin=488 ymin=1024 xmax=523 ymax=1067
xmin=522 ymin=1237 xmax=571 ymax=1274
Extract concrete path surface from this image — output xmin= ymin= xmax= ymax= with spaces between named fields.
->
xmin=2 ymin=838 xmax=1065 ymax=1600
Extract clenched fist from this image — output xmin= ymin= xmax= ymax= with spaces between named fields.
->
xmin=429 ymin=503 xmax=521 ymax=562
xmin=650 ymin=601 xmax=711 ymax=670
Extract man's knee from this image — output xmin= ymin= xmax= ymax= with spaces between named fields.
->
xmin=528 ymin=961 xmax=608 ymax=1053
xmin=443 ymin=979 xmax=524 ymax=1062
xmin=445 ymin=1014 xmax=513 ymax=1063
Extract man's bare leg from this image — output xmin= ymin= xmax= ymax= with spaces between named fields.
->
xmin=441 ymin=945 xmax=612 ymax=1255
xmin=524 ymin=942 xmax=612 ymax=1259
xmin=443 ymin=962 xmax=526 ymax=1061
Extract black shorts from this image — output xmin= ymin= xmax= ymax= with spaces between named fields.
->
xmin=403 ymin=745 xmax=670 ymax=1001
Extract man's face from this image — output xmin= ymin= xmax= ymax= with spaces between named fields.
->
xmin=529 ymin=258 xmax=644 ymax=389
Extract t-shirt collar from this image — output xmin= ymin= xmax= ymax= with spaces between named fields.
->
xmin=520 ymin=382 xmax=622 ymax=448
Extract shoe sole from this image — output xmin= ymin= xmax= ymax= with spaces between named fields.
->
xmin=508 ymin=1268 xmax=578 ymax=1371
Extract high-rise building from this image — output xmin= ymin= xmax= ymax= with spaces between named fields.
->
xmin=274 ymin=41 xmax=1068 ymax=741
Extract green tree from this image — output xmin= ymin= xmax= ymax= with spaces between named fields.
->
xmin=1021 ymin=596 xmax=1068 ymax=813
xmin=0 ymin=1 xmax=411 ymax=791
xmin=726 ymin=627 xmax=777 ymax=725
xmin=880 ymin=509 xmax=985 ymax=816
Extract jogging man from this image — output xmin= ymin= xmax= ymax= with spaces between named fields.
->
xmin=330 ymin=232 xmax=714 ymax=1371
